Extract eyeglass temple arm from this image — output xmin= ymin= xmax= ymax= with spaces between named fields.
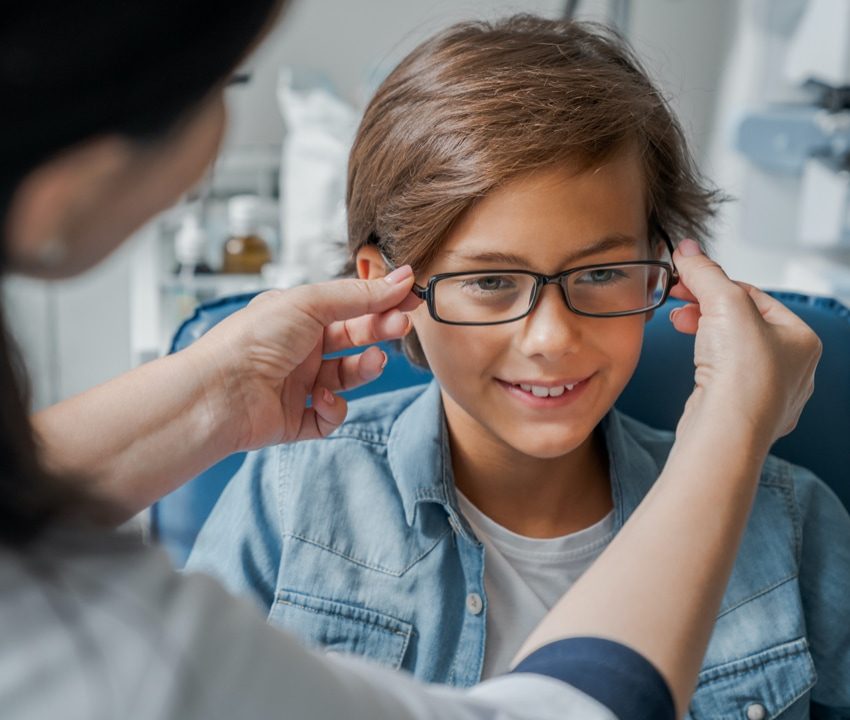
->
xmin=653 ymin=222 xmax=680 ymax=285
xmin=370 ymin=235 xmax=429 ymax=298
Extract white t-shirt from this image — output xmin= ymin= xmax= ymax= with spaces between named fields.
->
xmin=457 ymin=491 xmax=616 ymax=679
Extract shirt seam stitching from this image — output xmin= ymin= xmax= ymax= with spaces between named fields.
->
xmin=282 ymin=527 xmax=452 ymax=576
xmin=715 ymin=572 xmax=798 ymax=619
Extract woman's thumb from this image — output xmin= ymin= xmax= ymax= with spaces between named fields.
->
xmin=672 ymin=239 xmax=735 ymax=303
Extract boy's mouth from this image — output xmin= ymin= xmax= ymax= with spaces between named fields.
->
xmin=498 ymin=376 xmax=592 ymax=399
xmin=516 ymin=382 xmax=576 ymax=397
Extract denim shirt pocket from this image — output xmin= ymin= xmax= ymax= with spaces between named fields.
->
xmin=268 ymin=589 xmax=414 ymax=670
xmin=688 ymin=638 xmax=817 ymax=720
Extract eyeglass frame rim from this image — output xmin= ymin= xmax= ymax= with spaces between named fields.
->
xmin=374 ymin=224 xmax=680 ymax=326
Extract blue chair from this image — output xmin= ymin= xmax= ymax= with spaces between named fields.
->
xmin=152 ymin=290 xmax=850 ymax=566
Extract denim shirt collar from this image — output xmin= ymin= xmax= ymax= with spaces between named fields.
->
xmin=600 ymin=410 xmax=661 ymax=530
xmin=387 ymin=380 xmax=660 ymax=534
xmin=387 ymin=381 xmax=457 ymax=528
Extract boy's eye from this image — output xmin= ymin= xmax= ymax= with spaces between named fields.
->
xmin=575 ymin=267 xmax=628 ymax=285
xmin=461 ymin=275 xmax=516 ymax=293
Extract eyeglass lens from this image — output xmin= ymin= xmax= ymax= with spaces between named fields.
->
xmin=432 ymin=265 xmax=670 ymax=323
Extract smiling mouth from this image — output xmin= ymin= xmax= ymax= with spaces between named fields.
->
xmin=502 ymin=377 xmax=591 ymax=398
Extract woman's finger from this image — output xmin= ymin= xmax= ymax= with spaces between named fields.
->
xmin=292 ymin=267 xmax=418 ymax=327
xmin=323 ymin=309 xmax=411 ymax=354
xmin=398 ymin=291 xmax=422 ymax=312
xmin=669 ymin=303 xmax=700 ymax=335
xmin=670 ymin=240 xmax=741 ymax=305
xmin=299 ymin=388 xmax=350 ymax=440
xmin=669 ymin=282 xmax=698 ymax=304
xmin=314 ymin=346 xmax=388 ymax=393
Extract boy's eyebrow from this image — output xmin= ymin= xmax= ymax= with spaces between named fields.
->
xmin=448 ymin=234 xmax=640 ymax=268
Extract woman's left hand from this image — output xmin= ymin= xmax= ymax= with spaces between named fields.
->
xmin=188 ymin=266 xmax=421 ymax=452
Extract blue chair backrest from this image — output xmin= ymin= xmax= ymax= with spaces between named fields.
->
xmin=152 ymin=290 xmax=850 ymax=566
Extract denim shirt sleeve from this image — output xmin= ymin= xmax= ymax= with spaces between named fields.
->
xmin=794 ymin=465 xmax=850 ymax=716
xmin=185 ymin=448 xmax=281 ymax=613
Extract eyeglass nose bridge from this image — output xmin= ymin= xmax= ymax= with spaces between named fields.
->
xmin=526 ymin=271 xmax=579 ymax=316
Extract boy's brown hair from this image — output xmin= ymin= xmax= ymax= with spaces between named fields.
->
xmin=346 ymin=15 xmax=723 ymax=366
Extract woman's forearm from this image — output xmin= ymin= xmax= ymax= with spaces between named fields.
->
xmin=515 ymin=404 xmax=768 ymax=718
xmin=32 ymin=343 xmax=236 ymax=522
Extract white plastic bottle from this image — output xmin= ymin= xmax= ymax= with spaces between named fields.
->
xmin=174 ymin=213 xmax=213 ymax=276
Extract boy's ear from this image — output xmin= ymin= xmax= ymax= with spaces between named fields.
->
xmin=355 ymin=243 xmax=389 ymax=279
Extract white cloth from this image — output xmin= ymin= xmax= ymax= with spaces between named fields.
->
xmin=456 ymin=492 xmax=615 ymax=679
xmin=0 ymin=527 xmax=616 ymax=720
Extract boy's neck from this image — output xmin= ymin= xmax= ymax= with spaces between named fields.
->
xmin=446 ymin=413 xmax=612 ymax=539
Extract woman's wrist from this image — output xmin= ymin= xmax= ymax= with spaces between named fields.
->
xmin=671 ymin=399 xmax=772 ymax=485
xmin=179 ymin=341 xmax=248 ymax=460
xmin=675 ymin=386 xmax=777 ymax=459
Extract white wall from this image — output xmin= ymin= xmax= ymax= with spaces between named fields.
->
xmin=226 ymin=0 xmax=734 ymax=161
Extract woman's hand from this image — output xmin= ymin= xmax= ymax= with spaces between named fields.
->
xmin=34 ymin=267 xmax=421 ymax=520
xmin=188 ymin=266 xmax=422 ymax=453
xmin=667 ymin=240 xmax=821 ymax=452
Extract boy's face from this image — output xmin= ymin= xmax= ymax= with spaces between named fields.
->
xmin=412 ymin=151 xmax=653 ymax=461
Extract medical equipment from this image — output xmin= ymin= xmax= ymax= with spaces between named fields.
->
xmin=736 ymin=0 xmax=850 ymax=251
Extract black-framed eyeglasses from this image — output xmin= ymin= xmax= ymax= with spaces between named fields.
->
xmin=378 ymin=226 xmax=679 ymax=326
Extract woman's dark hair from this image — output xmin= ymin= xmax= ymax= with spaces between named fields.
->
xmin=0 ymin=0 xmax=284 ymax=545
xmin=346 ymin=15 xmax=724 ymax=367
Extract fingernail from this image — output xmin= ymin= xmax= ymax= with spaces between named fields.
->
xmin=669 ymin=307 xmax=681 ymax=322
xmin=678 ymin=239 xmax=702 ymax=257
xmin=385 ymin=310 xmax=408 ymax=335
xmin=385 ymin=265 xmax=413 ymax=284
xmin=380 ymin=351 xmax=388 ymax=370
xmin=322 ymin=388 xmax=335 ymax=405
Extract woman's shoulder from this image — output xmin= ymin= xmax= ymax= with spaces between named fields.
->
xmin=0 ymin=529 xmax=221 ymax=719
xmin=2 ymin=526 xmax=397 ymax=720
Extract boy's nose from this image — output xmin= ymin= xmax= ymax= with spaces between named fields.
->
xmin=515 ymin=284 xmax=582 ymax=360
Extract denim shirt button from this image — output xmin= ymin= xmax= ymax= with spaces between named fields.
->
xmin=466 ymin=592 xmax=484 ymax=615
xmin=746 ymin=703 xmax=767 ymax=720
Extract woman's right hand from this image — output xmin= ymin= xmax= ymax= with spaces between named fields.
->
xmin=187 ymin=268 xmax=421 ymax=453
xmin=667 ymin=239 xmax=821 ymax=454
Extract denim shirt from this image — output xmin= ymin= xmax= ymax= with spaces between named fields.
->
xmin=188 ymin=381 xmax=850 ymax=720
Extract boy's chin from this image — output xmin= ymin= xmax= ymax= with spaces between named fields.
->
xmin=503 ymin=429 xmax=591 ymax=460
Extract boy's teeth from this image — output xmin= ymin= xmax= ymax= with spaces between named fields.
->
xmin=516 ymin=382 xmax=579 ymax=397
